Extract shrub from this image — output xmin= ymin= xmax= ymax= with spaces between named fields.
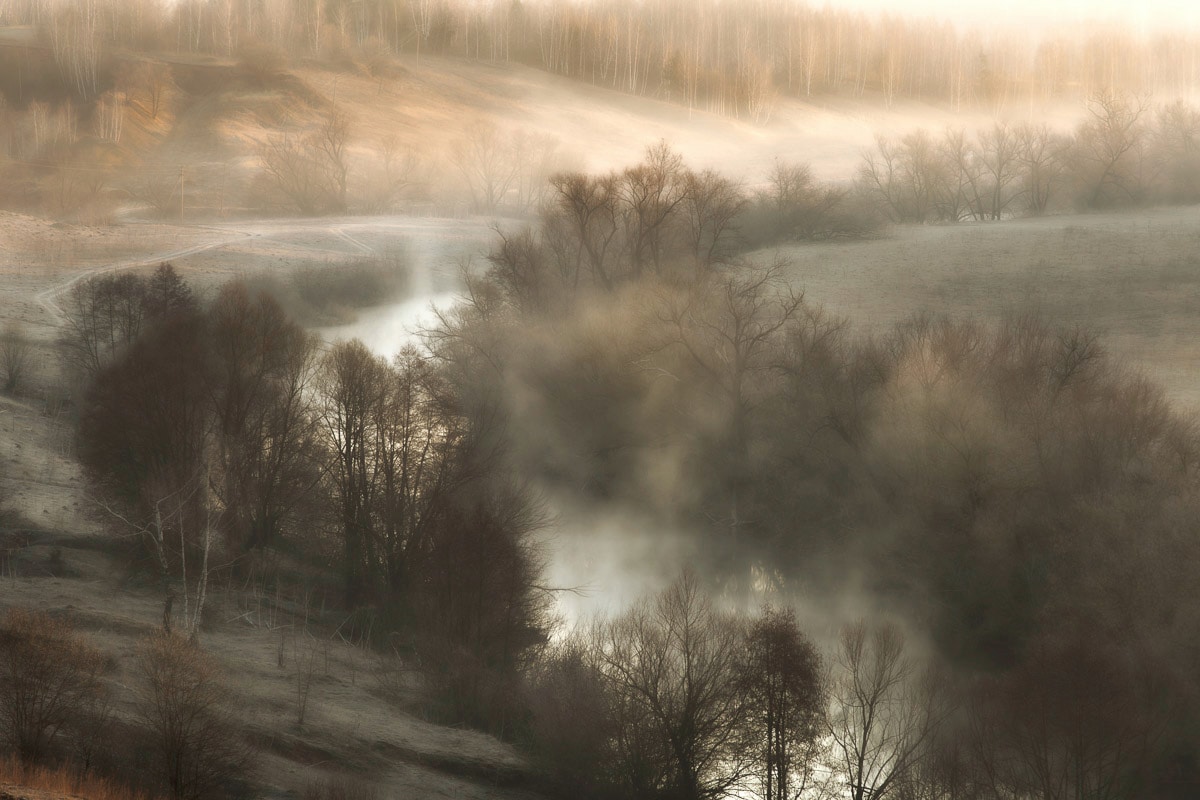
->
xmin=0 ymin=607 xmax=105 ymax=763
xmin=135 ymin=632 xmax=251 ymax=800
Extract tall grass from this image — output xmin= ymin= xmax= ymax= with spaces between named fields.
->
xmin=0 ymin=756 xmax=154 ymax=800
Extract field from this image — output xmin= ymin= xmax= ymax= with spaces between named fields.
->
xmin=772 ymin=206 xmax=1200 ymax=411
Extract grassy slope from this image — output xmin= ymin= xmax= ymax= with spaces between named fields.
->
xmin=0 ymin=488 xmax=540 ymax=799
xmin=771 ymin=206 xmax=1200 ymax=410
xmin=1 ymin=39 xmax=1083 ymax=204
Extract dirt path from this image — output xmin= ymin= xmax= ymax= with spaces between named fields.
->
xmin=34 ymin=225 xmax=260 ymax=325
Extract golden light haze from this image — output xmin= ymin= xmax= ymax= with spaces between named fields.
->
xmin=828 ymin=0 xmax=1200 ymax=32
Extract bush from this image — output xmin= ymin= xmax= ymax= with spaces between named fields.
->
xmin=235 ymin=42 xmax=288 ymax=86
xmin=0 ymin=607 xmax=105 ymax=763
xmin=135 ymin=632 xmax=251 ymax=800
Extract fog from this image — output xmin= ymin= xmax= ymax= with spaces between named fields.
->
xmin=316 ymin=219 xmax=488 ymax=353
xmin=5 ymin=0 xmax=1200 ymax=797
xmin=831 ymin=0 xmax=1200 ymax=32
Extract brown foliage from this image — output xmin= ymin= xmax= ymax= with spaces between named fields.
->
xmin=0 ymin=608 xmax=104 ymax=763
xmin=135 ymin=633 xmax=250 ymax=800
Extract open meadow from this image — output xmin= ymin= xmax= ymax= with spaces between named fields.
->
xmin=773 ymin=207 xmax=1200 ymax=409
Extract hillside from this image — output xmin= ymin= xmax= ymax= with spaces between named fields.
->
xmin=0 ymin=39 xmax=1085 ymax=223
xmin=0 ymin=387 xmax=541 ymax=800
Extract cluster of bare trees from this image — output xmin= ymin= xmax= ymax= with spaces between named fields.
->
xmin=258 ymin=108 xmax=352 ymax=215
xmin=531 ymin=573 xmax=1155 ymax=800
xmin=418 ymin=145 xmax=1200 ymax=794
xmin=482 ymin=143 xmax=871 ymax=312
xmin=73 ymin=267 xmax=320 ymax=639
xmin=860 ymin=94 xmax=1200 ymax=221
xmin=448 ymin=123 xmax=567 ymax=214
xmin=69 ymin=265 xmax=549 ymax=730
xmin=0 ymin=59 xmax=175 ymax=219
xmin=528 ymin=577 xmax=826 ymax=800
xmin=11 ymin=0 xmax=1200 ymax=120
xmin=9 ymin=0 xmax=1200 ymax=117
xmin=0 ymin=607 xmax=249 ymax=800
xmin=317 ymin=338 xmax=549 ymax=728
xmin=0 ymin=608 xmax=105 ymax=763
xmin=43 ymin=0 xmax=104 ymax=99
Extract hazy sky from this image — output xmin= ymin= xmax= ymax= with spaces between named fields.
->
xmin=828 ymin=0 xmax=1200 ymax=33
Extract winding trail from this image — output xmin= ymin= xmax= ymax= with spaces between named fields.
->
xmin=35 ymin=226 xmax=259 ymax=325
xmin=33 ymin=216 xmax=497 ymax=338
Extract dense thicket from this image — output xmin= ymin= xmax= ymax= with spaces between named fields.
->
xmin=430 ymin=145 xmax=1200 ymax=797
xmin=74 ymin=267 xmax=550 ymax=730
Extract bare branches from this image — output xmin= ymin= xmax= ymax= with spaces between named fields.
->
xmin=0 ymin=322 xmax=30 ymax=394
xmin=827 ymin=622 xmax=951 ymax=800
xmin=258 ymin=108 xmax=352 ymax=215
xmin=0 ymin=609 xmax=105 ymax=763
xmin=136 ymin=632 xmax=250 ymax=800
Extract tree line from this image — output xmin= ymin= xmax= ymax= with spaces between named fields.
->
xmin=860 ymin=93 xmax=1200 ymax=222
xmin=5 ymin=0 xmax=1200 ymax=116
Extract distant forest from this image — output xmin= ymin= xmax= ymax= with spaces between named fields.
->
xmin=4 ymin=0 xmax=1200 ymax=118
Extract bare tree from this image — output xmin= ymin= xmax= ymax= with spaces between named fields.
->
xmin=359 ymin=134 xmax=415 ymax=213
xmin=546 ymin=171 xmax=622 ymax=291
xmin=1071 ymin=92 xmax=1150 ymax=207
xmin=0 ymin=322 xmax=31 ymax=394
xmin=761 ymin=159 xmax=848 ymax=240
xmin=740 ymin=606 xmax=825 ymax=800
xmin=206 ymin=283 xmax=322 ymax=556
xmin=59 ymin=272 xmax=150 ymax=380
xmin=449 ymin=122 xmax=521 ymax=213
xmin=510 ymin=129 xmax=567 ymax=212
xmin=99 ymin=474 xmax=214 ymax=641
xmin=589 ymin=570 xmax=751 ymax=800
xmin=258 ymin=108 xmax=352 ymax=215
xmin=45 ymin=0 xmax=103 ymax=98
xmin=656 ymin=262 xmax=802 ymax=543
xmin=827 ymin=622 xmax=949 ymax=800
xmin=682 ymin=168 xmax=744 ymax=271
xmin=619 ymin=140 xmax=688 ymax=278
xmin=977 ymin=121 xmax=1022 ymax=220
xmin=1015 ymin=121 xmax=1067 ymax=216
xmin=118 ymin=61 xmax=174 ymax=120
xmin=313 ymin=107 xmax=351 ymax=212
xmin=317 ymin=339 xmax=388 ymax=607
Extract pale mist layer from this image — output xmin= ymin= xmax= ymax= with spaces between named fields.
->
xmin=318 ymin=220 xmax=717 ymax=628
xmin=317 ymin=218 xmax=488 ymax=354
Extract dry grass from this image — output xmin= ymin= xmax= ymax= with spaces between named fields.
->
xmin=771 ymin=205 xmax=1200 ymax=411
xmin=0 ymin=756 xmax=154 ymax=800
